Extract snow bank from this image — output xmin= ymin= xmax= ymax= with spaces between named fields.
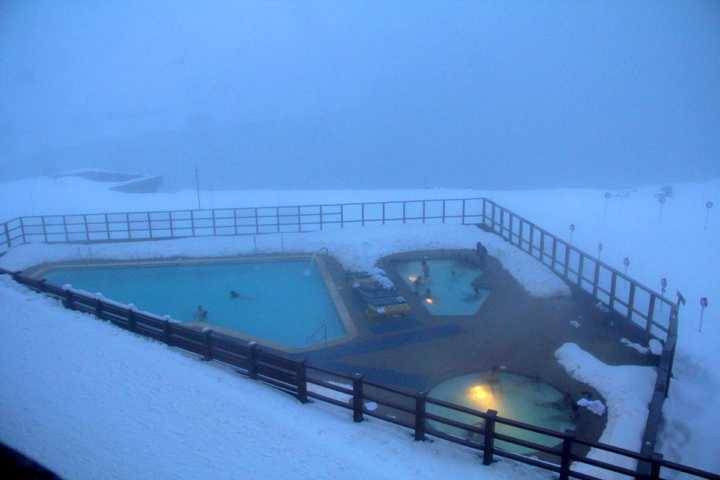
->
xmin=0 ymin=276 xmax=541 ymax=480
xmin=555 ymin=343 xmax=656 ymax=479
xmin=0 ymin=224 xmax=570 ymax=299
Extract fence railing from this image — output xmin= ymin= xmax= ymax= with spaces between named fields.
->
xmin=2 ymin=269 xmax=714 ymax=480
xmin=0 ymin=197 xmax=687 ymax=476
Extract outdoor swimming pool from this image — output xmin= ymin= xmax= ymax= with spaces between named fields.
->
xmin=427 ymin=371 xmax=576 ymax=455
xmin=394 ymin=258 xmax=490 ymax=315
xmin=41 ymin=259 xmax=348 ymax=349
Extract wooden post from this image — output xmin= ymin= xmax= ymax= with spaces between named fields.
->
xmin=402 ymin=201 xmax=406 ymax=224
xmin=491 ymin=203 xmax=496 ymax=231
xmin=126 ymin=213 xmax=132 ymax=239
xmin=414 ymin=392 xmax=426 ymax=441
xmin=63 ymin=289 xmax=74 ymax=309
xmin=190 ymin=210 xmax=196 ymax=236
xmin=627 ymin=283 xmax=636 ymax=322
xmin=63 ymin=215 xmax=69 ymax=241
xmin=20 ymin=217 xmax=26 ymax=243
xmin=254 ymin=208 xmax=260 ymax=234
xmin=499 ymin=208 xmax=505 ymax=238
xmin=212 ymin=209 xmax=218 ymax=236
xmin=127 ymin=309 xmax=137 ymax=332
xmin=41 ymin=216 xmax=48 ymax=243
xmin=382 ymin=202 xmax=386 ymax=225
xmin=539 ymin=231 xmax=545 ymax=262
xmin=518 ymin=220 xmax=524 ymax=249
xmin=275 ymin=207 xmax=280 ymax=233
xmin=340 ymin=204 xmax=344 ymax=228
xmin=105 ymin=213 xmax=111 ymax=240
xmin=422 ymin=200 xmax=426 ymax=224
xmin=609 ymin=272 xmax=618 ymax=310
xmin=232 ymin=209 xmax=238 ymax=236
xmin=297 ymin=206 xmax=302 ymax=233
xmin=163 ymin=320 xmax=173 ymax=345
xmin=647 ymin=294 xmax=657 ymax=333
xmin=95 ymin=298 xmax=104 ymax=318
xmin=483 ymin=409 xmax=497 ymax=465
xmin=441 ymin=199 xmax=446 ymax=223
xmin=508 ymin=213 xmax=513 ymax=243
xmin=461 ymin=199 xmax=466 ymax=225
xmin=352 ymin=373 xmax=364 ymax=422
xmin=296 ymin=360 xmax=308 ymax=403
xmin=563 ymin=243 xmax=570 ymax=278
xmin=592 ymin=262 xmax=600 ymax=298
xmin=248 ymin=342 xmax=258 ymax=379
xmin=551 ymin=237 xmax=558 ymax=270
xmin=202 ymin=329 xmax=213 ymax=361
xmin=577 ymin=253 xmax=584 ymax=286
xmin=319 ymin=205 xmax=324 ymax=231
xmin=650 ymin=452 xmax=663 ymax=480
xmin=361 ymin=203 xmax=365 ymax=226
xmin=559 ymin=429 xmax=575 ymax=480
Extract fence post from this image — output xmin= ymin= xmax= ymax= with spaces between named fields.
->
xmin=563 ymin=243 xmax=570 ymax=278
xmin=483 ymin=409 xmax=497 ymax=465
xmin=551 ymin=237 xmax=558 ymax=270
xmin=539 ymin=231 xmax=545 ymax=262
xmin=202 ymin=329 xmax=213 ymax=361
xmin=126 ymin=213 xmax=132 ymax=239
xmin=163 ymin=320 xmax=173 ymax=345
xmin=105 ymin=213 xmax=111 ymax=240
xmin=296 ymin=359 xmax=308 ymax=403
xmin=528 ymin=224 xmax=534 ymax=255
xmin=20 ymin=217 xmax=26 ymax=243
xmin=402 ymin=201 xmax=406 ymax=224
xmin=442 ymin=199 xmax=446 ymax=223
xmin=127 ymin=308 xmax=137 ymax=332
xmin=414 ymin=392 xmax=426 ymax=441
xmin=559 ymin=429 xmax=575 ymax=480
xmin=577 ymin=253 xmax=584 ymax=287
xmin=352 ymin=373 xmax=364 ymax=422
xmin=3 ymin=222 xmax=10 ymax=248
xmin=592 ymin=262 xmax=600 ymax=297
xmin=41 ymin=216 xmax=48 ymax=242
xmin=422 ymin=200 xmax=426 ymax=224
xmin=319 ymin=205 xmax=324 ymax=231
xmin=382 ymin=202 xmax=386 ymax=225
xmin=247 ymin=342 xmax=258 ymax=379
xmin=361 ymin=203 xmax=365 ymax=226
xmin=627 ymin=283 xmax=636 ymax=322
xmin=147 ymin=212 xmax=153 ymax=239
xmin=649 ymin=452 xmax=663 ymax=480
xmin=95 ymin=298 xmax=104 ymax=319
xmin=461 ymin=199 xmax=466 ymax=225
xmin=340 ymin=204 xmax=344 ymax=228
xmin=275 ymin=207 xmax=280 ymax=233
xmin=63 ymin=289 xmax=74 ymax=309
xmin=297 ymin=206 xmax=302 ymax=233
xmin=609 ymin=272 xmax=617 ymax=310
xmin=62 ymin=215 xmax=69 ymax=241
xmin=254 ymin=208 xmax=260 ymax=234
xmin=647 ymin=294 xmax=656 ymax=333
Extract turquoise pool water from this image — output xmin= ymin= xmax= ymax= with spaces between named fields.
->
xmin=43 ymin=260 xmax=346 ymax=349
xmin=394 ymin=259 xmax=489 ymax=315
xmin=427 ymin=372 xmax=576 ymax=455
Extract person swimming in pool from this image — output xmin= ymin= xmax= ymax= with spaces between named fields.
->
xmin=229 ymin=290 xmax=255 ymax=300
xmin=195 ymin=305 xmax=208 ymax=322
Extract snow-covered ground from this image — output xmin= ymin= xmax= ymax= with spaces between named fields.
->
xmin=1 ymin=177 xmax=718 ymax=477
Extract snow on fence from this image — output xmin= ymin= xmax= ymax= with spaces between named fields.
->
xmin=0 ymin=197 xmax=694 ymax=478
xmin=0 ymin=269 xmax=715 ymax=480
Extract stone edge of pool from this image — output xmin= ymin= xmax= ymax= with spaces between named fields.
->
xmin=22 ymin=254 xmax=359 ymax=354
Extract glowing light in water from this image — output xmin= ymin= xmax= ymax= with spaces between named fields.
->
xmin=408 ymin=275 xmax=417 ymax=282
xmin=466 ymin=384 xmax=498 ymax=411
xmin=425 ymin=297 xmax=434 ymax=304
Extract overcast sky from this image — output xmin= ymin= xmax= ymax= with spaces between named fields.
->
xmin=1 ymin=0 xmax=719 ymax=189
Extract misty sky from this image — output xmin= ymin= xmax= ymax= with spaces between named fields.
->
xmin=1 ymin=0 xmax=719 ymax=190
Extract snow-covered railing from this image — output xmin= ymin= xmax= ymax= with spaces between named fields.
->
xmin=2 ymin=268 xmax=716 ymax=480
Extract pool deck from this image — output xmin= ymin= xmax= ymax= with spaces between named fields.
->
xmin=301 ymin=249 xmax=656 ymax=454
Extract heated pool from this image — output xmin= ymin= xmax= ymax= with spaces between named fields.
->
xmin=394 ymin=258 xmax=490 ymax=315
xmin=41 ymin=259 xmax=348 ymax=349
xmin=427 ymin=371 xmax=576 ymax=455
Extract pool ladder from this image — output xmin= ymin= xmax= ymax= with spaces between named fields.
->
xmin=307 ymin=322 xmax=328 ymax=346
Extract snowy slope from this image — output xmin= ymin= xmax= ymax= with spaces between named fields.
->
xmin=1 ymin=177 xmax=718 ymax=475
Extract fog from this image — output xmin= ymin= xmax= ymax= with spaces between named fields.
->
xmin=1 ymin=0 xmax=719 ymax=190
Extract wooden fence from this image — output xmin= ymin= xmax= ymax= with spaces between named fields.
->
xmin=1 ymin=269 xmax=715 ymax=480
xmin=0 ymin=197 xmax=695 ymax=477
